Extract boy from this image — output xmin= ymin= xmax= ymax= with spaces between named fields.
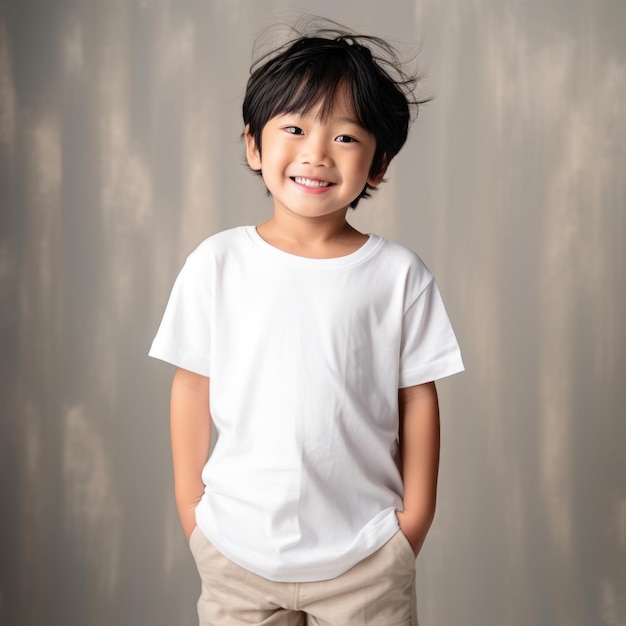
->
xmin=150 ymin=22 xmax=463 ymax=626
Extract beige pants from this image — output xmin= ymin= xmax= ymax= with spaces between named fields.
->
xmin=189 ymin=526 xmax=418 ymax=626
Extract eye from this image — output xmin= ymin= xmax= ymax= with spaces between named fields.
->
xmin=336 ymin=135 xmax=357 ymax=143
xmin=285 ymin=126 xmax=304 ymax=135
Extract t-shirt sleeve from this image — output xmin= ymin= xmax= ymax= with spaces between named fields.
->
xmin=398 ymin=276 xmax=464 ymax=388
xmin=148 ymin=250 xmax=212 ymax=377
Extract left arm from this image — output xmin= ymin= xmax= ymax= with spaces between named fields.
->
xmin=396 ymin=381 xmax=440 ymax=556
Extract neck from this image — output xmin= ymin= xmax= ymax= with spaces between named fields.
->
xmin=257 ymin=208 xmax=367 ymax=259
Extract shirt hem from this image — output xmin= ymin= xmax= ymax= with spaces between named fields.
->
xmin=148 ymin=339 xmax=211 ymax=377
xmin=399 ymin=356 xmax=465 ymax=388
xmin=196 ymin=509 xmax=401 ymax=583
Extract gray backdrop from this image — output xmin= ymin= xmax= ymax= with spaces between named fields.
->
xmin=1 ymin=1 xmax=625 ymax=625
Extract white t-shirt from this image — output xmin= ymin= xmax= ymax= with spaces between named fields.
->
xmin=149 ymin=226 xmax=463 ymax=582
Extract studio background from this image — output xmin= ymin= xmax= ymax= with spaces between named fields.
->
xmin=1 ymin=1 xmax=625 ymax=625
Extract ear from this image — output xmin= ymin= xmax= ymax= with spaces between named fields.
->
xmin=367 ymin=156 xmax=389 ymax=188
xmin=244 ymin=125 xmax=262 ymax=170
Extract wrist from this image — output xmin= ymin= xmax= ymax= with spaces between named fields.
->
xmin=396 ymin=510 xmax=431 ymax=556
xmin=178 ymin=503 xmax=198 ymax=541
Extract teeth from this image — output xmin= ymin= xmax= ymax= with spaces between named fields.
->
xmin=294 ymin=177 xmax=330 ymax=188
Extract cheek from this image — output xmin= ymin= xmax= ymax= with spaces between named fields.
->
xmin=355 ymin=155 xmax=375 ymax=180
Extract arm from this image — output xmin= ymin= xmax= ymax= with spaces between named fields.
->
xmin=170 ymin=367 xmax=211 ymax=541
xmin=396 ymin=381 xmax=440 ymax=556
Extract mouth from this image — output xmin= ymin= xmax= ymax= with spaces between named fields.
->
xmin=291 ymin=176 xmax=333 ymax=188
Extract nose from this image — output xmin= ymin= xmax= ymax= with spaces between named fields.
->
xmin=298 ymin=133 xmax=332 ymax=167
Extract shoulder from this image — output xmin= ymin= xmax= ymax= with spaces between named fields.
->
xmin=373 ymin=236 xmax=434 ymax=290
xmin=375 ymin=237 xmax=429 ymax=267
xmin=187 ymin=226 xmax=251 ymax=261
xmin=182 ymin=227 xmax=256 ymax=273
xmin=174 ymin=227 xmax=252 ymax=286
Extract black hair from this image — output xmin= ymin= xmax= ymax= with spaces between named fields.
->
xmin=242 ymin=21 xmax=429 ymax=208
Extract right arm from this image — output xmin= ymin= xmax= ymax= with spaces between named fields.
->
xmin=170 ymin=367 xmax=211 ymax=540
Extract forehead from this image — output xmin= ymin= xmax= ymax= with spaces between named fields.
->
xmin=275 ymin=77 xmax=363 ymax=124
xmin=283 ymin=84 xmax=361 ymax=122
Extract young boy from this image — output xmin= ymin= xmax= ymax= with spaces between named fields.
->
xmin=150 ymin=23 xmax=463 ymax=626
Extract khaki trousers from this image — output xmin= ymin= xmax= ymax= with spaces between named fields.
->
xmin=189 ymin=526 xmax=418 ymax=626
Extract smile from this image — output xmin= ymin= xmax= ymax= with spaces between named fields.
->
xmin=292 ymin=177 xmax=332 ymax=188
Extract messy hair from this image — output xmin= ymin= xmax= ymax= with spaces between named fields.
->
xmin=242 ymin=20 xmax=430 ymax=208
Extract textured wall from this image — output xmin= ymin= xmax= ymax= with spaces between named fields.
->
xmin=1 ymin=1 xmax=625 ymax=625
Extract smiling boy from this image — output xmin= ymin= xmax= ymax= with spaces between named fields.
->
xmin=150 ymin=23 xmax=463 ymax=626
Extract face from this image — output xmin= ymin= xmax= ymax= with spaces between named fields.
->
xmin=245 ymin=91 xmax=386 ymax=220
